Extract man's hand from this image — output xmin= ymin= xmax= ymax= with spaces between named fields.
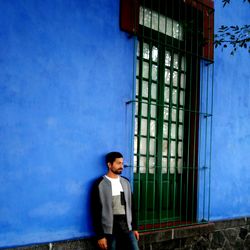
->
xmin=97 ymin=237 xmax=108 ymax=250
xmin=133 ymin=230 xmax=140 ymax=240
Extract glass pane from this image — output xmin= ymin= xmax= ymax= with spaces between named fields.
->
xmin=152 ymin=65 xmax=158 ymax=81
xmin=140 ymin=137 xmax=147 ymax=155
xmin=159 ymin=14 xmax=166 ymax=34
xmin=163 ymin=123 xmax=168 ymax=138
xmin=170 ymin=140 xmax=176 ymax=156
xmin=162 ymin=140 xmax=168 ymax=156
xmin=151 ymin=105 xmax=156 ymax=118
xmin=150 ymin=120 xmax=156 ymax=137
xmin=172 ymin=89 xmax=177 ymax=105
xmin=173 ymin=71 xmax=178 ymax=87
xmin=136 ymin=60 xmax=139 ymax=76
xmin=162 ymin=157 xmax=167 ymax=174
xmin=165 ymin=69 xmax=171 ymax=84
xmin=181 ymin=57 xmax=186 ymax=71
xmin=133 ymin=156 xmax=137 ymax=173
xmin=166 ymin=18 xmax=173 ymax=38
xmin=164 ymin=107 xmax=169 ymax=120
xmin=178 ymin=158 xmax=183 ymax=174
xmin=141 ymin=7 xmax=152 ymax=28
xmin=136 ymin=79 xmax=139 ymax=96
xmin=137 ymin=42 xmax=140 ymax=57
xmin=171 ymin=123 xmax=176 ymax=139
xmin=180 ymin=90 xmax=185 ymax=106
xmin=170 ymin=158 xmax=175 ymax=174
xmin=179 ymin=109 xmax=184 ymax=123
xmin=152 ymin=12 xmax=158 ymax=31
xmin=134 ymin=118 xmax=138 ymax=135
xmin=151 ymin=83 xmax=157 ymax=100
xmin=178 ymin=142 xmax=183 ymax=156
xmin=165 ymin=51 xmax=171 ymax=66
xmin=180 ymin=74 xmax=186 ymax=89
xmin=141 ymin=119 xmax=147 ymax=136
xmin=139 ymin=156 xmax=146 ymax=173
xmin=149 ymin=157 xmax=155 ymax=174
xmin=152 ymin=46 xmax=158 ymax=62
xmin=173 ymin=21 xmax=183 ymax=40
xmin=178 ymin=125 xmax=183 ymax=139
xmin=142 ymin=103 xmax=148 ymax=117
xmin=143 ymin=43 xmax=150 ymax=59
xmin=134 ymin=136 xmax=138 ymax=154
xmin=149 ymin=138 xmax=155 ymax=155
xmin=142 ymin=81 xmax=148 ymax=98
xmin=135 ymin=102 xmax=138 ymax=115
xmin=171 ymin=108 xmax=176 ymax=122
xmin=173 ymin=54 xmax=179 ymax=69
xmin=164 ymin=86 xmax=169 ymax=103
xmin=143 ymin=62 xmax=149 ymax=79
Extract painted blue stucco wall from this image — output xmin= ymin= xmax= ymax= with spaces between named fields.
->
xmin=0 ymin=0 xmax=135 ymax=248
xmin=210 ymin=1 xmax=250 ymax=220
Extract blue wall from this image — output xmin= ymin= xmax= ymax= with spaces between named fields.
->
xmin=0 ymin=0 xmax=135 ymax=247
xmin=211 ymin=1 xmax=250 ymax=220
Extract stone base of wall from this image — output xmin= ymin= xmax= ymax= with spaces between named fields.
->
xmin=4 ymin=217 xmax=250 ymax=250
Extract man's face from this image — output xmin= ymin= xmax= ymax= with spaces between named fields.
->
xmin=108 ymin=157 xmax=124 ymax=175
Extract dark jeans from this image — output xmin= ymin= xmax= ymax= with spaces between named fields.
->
xmin=106 ymin=231 xmax=139 ymax=250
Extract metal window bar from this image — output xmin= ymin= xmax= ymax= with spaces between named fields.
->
xmin=126 ymin=0 xmax=214 ymax=232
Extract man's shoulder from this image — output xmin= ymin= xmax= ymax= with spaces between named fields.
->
xmin=120 ymin=176 xmax=131 ymax=185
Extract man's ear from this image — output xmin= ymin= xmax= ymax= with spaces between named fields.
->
xmin=107 ymin=162 xmax=111 ymax=169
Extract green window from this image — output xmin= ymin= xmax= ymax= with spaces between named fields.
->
xmin=133 ymin=0 xmax=213 ymax=230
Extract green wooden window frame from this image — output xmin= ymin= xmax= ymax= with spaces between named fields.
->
xmin=132 ymin=0 xmax=213 ymax=231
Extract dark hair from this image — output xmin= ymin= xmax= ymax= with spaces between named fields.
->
xmin=105 ymin=152 xmax=123 ymax=165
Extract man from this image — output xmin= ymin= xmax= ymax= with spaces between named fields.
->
xmin=91 ymin=152 xmax=139 ymax=250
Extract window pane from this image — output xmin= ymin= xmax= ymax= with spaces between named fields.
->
xmin=149 ymin=138 xmax=155 ymax=155
xmin=152 ymin=65 xmax=158 ymax=81
xmin=162 ymin=140 xmax=168 ymax=156
xmin=151 ymin=83 xmax=157 ymax=99
xmin=180 ymin=73 xmax=186 ymax=89
xmin=171 ymin=123 xmax=176 ymax=139
xmin=152 ymin=11 xmax=158 ymax=31
xmin=178 ymin=158 xmax=183 ymax=174
xmin=180 ymin=90 xmax=185 ymax=106
xmin=171 ymin=108 xmax=176 ymax=122
xmin=159 ymin=15 xmax=166 ymax=35
xmin=164 ymin=107 xmax=169 ymax=120
xmin=163 ymin=123 xmax=168 ymax=138
xmin=134 ymin=118 xmax=138 ymax=135
xmin=140 ymin=137 xmax=147 ymax=155
xmin=178 ymin=142 xmax=183 ymax=156
xmin=179 ymin=109 xmax=184 ymax=123
xmin=136 ymin=79 xmax=139 ymax=96
xmin=142 ymin=103 xmax=148 ymax=117
xmin=139 ymin=156 xmax=146 ymax=173
xmin=143 ymin=43 xmax=150 ymax=59
xmin=173 ymin=54 xmax=179 ymax=69
xmin=134 ymin=136 xmax=138 ymax=154
xmin=170 ymin=140 xmax=176 ymax=156
xmin=165 ymin=69 xmax=170 ymax=84
xmin=162 ymin=157 xmax=167 ymax=174
xmin=136 ymin=60 xmax=139 ymax=76
xmin=173 ymin=71 xmax=178 ymax=87
xmin=149 ymin=157 xmax=155 ymax=174
xmin=151 ymin=105 xmax=156 ymax=118
xmin=170 ymin=158 xmax=175 ymax=174
xmin=133 ymin=156 xmax=137 ymax=173
xmin=178 ymin=125 xmax=183 ymax=139
xmin=164 ymin=86 xmax=169 ymax=103
xmin=142 ymin=80 xmax=148 ymax=98
xmin=165 ymin=51 xmax=171 ymax=67
xmin=141 ymin=119 xmax=147 ymax=136
xmin=143 ymin=62 xmax=149 ymax=79
xmin=150 ymin=120 xmax=156 ymax=137
xmin=152 ymin=46 xmax=158 ymax=62
xmin=172 ymin=89 xmax=177 ymax=105
xmin=181 ymin=57 xmax=186 ymax=71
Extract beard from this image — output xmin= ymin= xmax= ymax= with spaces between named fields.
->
xmin=111 ymin=168 xmax=123 ymax=175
